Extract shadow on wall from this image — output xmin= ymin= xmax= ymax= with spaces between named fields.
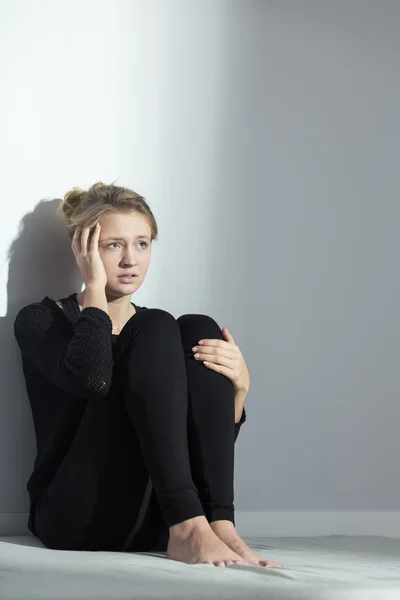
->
xmin=0 ymin=199 xmax=82 ymax=528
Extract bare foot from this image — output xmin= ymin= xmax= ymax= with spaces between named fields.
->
xmin=210 ymin=520 xmax=281 ymax=568
xmin=166 ymin=516 xmax=248 ymax=567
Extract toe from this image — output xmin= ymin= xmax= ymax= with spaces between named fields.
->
xmin=214 ymin=561 xmax=226 ymax=567
xmin=260 ymin=560 xmax=281 ymax=568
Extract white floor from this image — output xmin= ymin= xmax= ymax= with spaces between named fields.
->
xmin=1 ymin=534 xmax=400 ymax=599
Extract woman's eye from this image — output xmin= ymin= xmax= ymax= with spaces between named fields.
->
xmin=106 ymin=241 xmax=148 ymax=250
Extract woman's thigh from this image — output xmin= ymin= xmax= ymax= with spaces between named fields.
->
xmin=34 ymin=376 xmax=149 ymax=551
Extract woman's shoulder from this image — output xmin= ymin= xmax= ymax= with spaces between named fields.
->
xmin=15 ymin=295 xmax=149 ymax=326
xmin=134 ymin=304 xmax=148 ymax=311
xmin=14 ymin=296 xmax=64 ymax=332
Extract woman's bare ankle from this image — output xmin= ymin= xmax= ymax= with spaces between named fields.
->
xmin=169 ymin=515 xmax=209 ymax=539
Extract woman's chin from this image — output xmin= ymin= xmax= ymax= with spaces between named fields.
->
xmin=105 ymin=282 xmax=136 ymax=296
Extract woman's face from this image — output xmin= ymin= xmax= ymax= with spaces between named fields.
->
xmin=96 ymin=211 xmax=152 ymax=295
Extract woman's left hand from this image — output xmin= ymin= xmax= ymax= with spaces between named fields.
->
xmin=192 ymin=327 xmax=250 ymax=393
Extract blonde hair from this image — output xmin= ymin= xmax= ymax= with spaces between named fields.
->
xmin=57 ymin=181 xmax=158 ymax=241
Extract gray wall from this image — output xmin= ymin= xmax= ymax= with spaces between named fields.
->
xmin=1 ymin=1 xmax=399 ymax=532
xmin=230 ymin=0 xmax=400 ymax=510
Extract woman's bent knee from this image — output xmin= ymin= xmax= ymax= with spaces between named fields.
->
xmin=176 ymin=314 xmax=222 ymax=342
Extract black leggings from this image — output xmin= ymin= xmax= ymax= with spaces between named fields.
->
xmin=33 ymin=309 xmax=236 ymax=553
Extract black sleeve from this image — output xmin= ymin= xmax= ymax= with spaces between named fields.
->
xmin=234 ymin=406 xmax=247 ymax=442
xmin=14 ymin=303 xmax=114 ymax=400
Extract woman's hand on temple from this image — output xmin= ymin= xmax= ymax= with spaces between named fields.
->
xmin=71 ymin=223 xmax=108 ymax=288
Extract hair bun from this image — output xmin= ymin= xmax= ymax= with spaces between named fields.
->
xmin=58 ymin=180 xmax=158 ymax=243
xmin=61 ymin=187 xmax=87 ymax=220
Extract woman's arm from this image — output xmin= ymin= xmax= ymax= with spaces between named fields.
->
xmin=234 ymin=388 xmax=247 ymax=442
xmin=14 ymin=302 xmax=114 ymax=400
xmin=234 ymin=388 xmax=247 ymax=424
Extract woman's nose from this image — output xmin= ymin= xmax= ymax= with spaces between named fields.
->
xmin=121 ymin=248 xmax=137 ymax=265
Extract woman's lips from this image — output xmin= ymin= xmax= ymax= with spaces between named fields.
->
xmin=118 ymin=275 xmax=137 ymax=282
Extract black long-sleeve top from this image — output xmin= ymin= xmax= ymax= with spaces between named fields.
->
xmin=13 ymin=292 xmax=247 ymax=534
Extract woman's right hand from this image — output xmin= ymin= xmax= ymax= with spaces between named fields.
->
xmin=71 ymin=223 xmax=108 ymax=288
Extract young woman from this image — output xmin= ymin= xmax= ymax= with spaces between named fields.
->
xmin=14 ymin=182 xmax=280 ymax=568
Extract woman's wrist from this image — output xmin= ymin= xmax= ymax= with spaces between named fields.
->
xmin=82 ymin=285 xmax=109 ymax=314
xmin=234 ymin=388 xmax=247 ymax=423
